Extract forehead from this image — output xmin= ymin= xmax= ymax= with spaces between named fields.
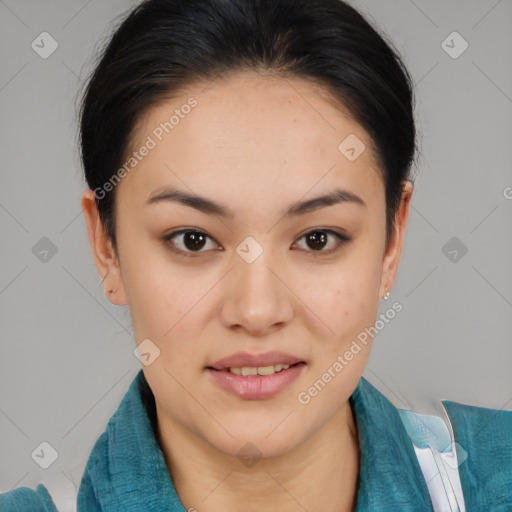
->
xmin=118 ymin=71 xmax=383 ymax=212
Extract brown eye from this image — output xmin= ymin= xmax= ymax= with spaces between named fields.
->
xmin=293 ymin=229 xmax=351 ymax=255
xmin=163 ymin=229 xmax=218 ymax=257
xmin=305 ymin=231 xmax=329 ymax=251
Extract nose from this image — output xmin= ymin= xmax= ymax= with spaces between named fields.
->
xmin=218 ymin=249 xmax=294 ymax=337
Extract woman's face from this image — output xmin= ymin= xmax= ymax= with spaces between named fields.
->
xmin=84 ymin=70 xmax=411 ymax=459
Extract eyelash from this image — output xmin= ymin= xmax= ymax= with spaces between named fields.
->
xmin=162 ymin=228 xmax=352 ymax=259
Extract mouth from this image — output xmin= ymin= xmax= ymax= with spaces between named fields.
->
xmin=205 ymin=357 xmax=307 ymax=399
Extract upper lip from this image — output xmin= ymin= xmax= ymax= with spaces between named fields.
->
xmin=208 ymin=351 xmax=306 ymax=370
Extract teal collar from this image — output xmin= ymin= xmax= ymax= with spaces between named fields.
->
xmin=350 ymin=378 xmax=432 ymax=511
xmin=77 ymin=370 xmax=184 ymax=511
xmin=78 ymin=370 xmax=433 ymax=511
xmin=442 ymin=399 xmax=512 ymax=512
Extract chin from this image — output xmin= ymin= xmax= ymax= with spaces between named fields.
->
xmin=202 ymin=422 xmax=304 ymax=463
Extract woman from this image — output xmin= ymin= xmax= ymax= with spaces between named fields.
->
xmin=1 ymin=0 xmax=510 ymax=510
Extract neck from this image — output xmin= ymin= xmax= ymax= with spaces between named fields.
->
xmin=155 ymin=400 xmax=360 ymax=512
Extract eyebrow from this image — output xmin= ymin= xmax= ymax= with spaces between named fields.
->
xmin=146 ymin=186 xmax=366 ymax=218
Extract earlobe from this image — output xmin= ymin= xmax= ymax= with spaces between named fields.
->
xmin=81 ymin=189 xmax=127 ymax=305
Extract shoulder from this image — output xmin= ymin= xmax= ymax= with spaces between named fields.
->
xmin=442 ymin=399 xmax=512 ymax=471
xmin=400 ymin=397 xmax=512 ymax=512
xmin=355 ymin=377 xmax=512 ymax=510
xmin=442 ymin=398 xmax=512 ymax=441
xmin=442 ymin=400 xmax=512 ymax=509
xmin=0 ymin=484 xmax=58 ymax=512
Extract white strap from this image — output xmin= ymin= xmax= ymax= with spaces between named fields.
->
xmin=398 ymin=409 xmax=466 ymax=512
xmin=412 ymin=442 xmax=466 ymax=512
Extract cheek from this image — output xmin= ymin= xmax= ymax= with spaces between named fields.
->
xmin=303 ymin=258 xmax=380 ymax=327
xmin=123 ymin=255 xmax=212 ymax=373
xmin=117 ymin=241 xmax=182 ymax=336
xmin=129 ymin=271 xmax=189 ymax=340
xmin=298 ymin=246 xmax=382 ymax=368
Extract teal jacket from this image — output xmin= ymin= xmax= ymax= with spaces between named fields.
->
xmin=1 ymin=370 xmax=511 ymax=511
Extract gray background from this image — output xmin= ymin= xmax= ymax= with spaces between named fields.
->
xmin=1 ymin=0 xmax=511 ymax=510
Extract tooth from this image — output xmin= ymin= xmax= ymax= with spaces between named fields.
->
xmin=226 ymin=363 xmax=295 ymax=376
xmin=257 ymin=365 xmax=276 ymax=376
xmin=241 ymin=367 xmax=258 ymax=376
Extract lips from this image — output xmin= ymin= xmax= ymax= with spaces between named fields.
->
xmin=206 ymin=359 xmax=307 ymax=399
xmin=207 ymin=351 xmax=306 ymax=371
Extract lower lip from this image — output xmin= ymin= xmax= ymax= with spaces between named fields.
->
xmin=206 ymin=363 xmax=306 ymax=399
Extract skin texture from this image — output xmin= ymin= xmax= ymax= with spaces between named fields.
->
xmin=82 ymin=70 xmax=413 ymax=512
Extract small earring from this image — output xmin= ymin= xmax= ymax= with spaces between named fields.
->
xmin=108 ymin=289 xmax=116 ymax=294
xmin=380 ymin=289 xmax=390 ymax=301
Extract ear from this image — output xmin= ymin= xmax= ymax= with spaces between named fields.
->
xmin=81 ymin=189 xmax=127 ymax=305
xmin=379 ymin=180 xmax=413 ymax=299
